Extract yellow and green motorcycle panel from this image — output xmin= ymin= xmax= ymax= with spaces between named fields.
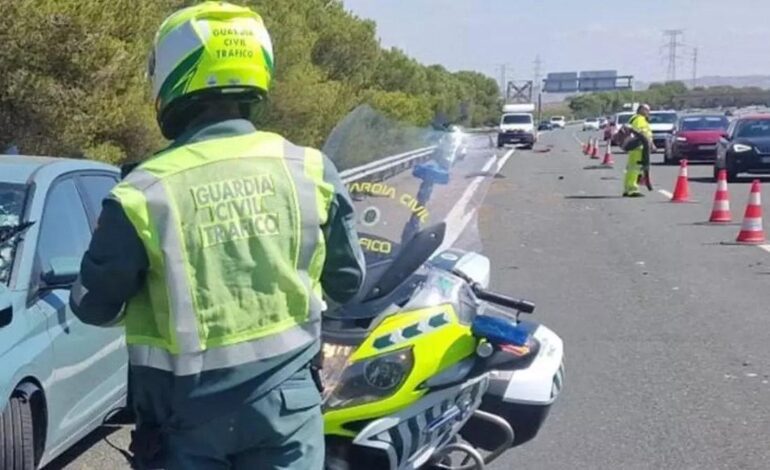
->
xmin=324 ymin=303 xmax=477 ymax=437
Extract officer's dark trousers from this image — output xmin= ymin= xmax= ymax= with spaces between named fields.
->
xmin=142 ymin=366 xmax=324 ymax=470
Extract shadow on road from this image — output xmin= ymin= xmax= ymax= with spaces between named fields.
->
xmin=44 ymin=408 xmax=134 ymax=469
xmin=582 ymin=165 xmax=613 ymax=170
xmin=728 ymin=176 xmax=770 ymax=184
xmin=44 ymin=425 xmax=127 ymax=469
xmin=564 ymin=195 xmax=624 ymax=200
xmin=653 ymin=160 xmax=714 ymax=166
xmin=690 ymin=175 xmax=770 ymax=184
xmin=690 ymin=221 xmax=741 ymax=227
xmin=688 ymin=176 xmax=716 ymax=184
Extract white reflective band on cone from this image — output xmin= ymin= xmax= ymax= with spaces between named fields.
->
xmin=741 ymin=217 xmax=763 ymax=231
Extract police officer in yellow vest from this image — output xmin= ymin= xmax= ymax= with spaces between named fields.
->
xmin=70 ymin=3 xmax=365 ymax=469
xmin=623 ymin=103 xmax=654 ymax=197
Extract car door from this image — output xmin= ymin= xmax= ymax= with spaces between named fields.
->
xmin=31 ymin=176 xmax=127 ymax=452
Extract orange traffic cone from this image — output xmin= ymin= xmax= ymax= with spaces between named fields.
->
xmin=590 ymin=139 xmax=599 ymax=159
xmin=601 ymin=140 xmax=614 ymax=167
xmin=709 ymin=169 xmax=732 ymax=223
xmin=736 ymin=180 xmax=765 ymax=244
xmin=584 ymin=138 xmax=593 ymax=156
xmin=671 ymin=159 xmax=691 ymax=202
xmin=582 ymin=141 xmax=589 ymax=155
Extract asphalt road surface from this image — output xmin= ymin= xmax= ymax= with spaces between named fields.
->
xmin=49 ymin=127 xmax=770 ymax=469
xmin=484 ymin=127 xmax=770 ymax=469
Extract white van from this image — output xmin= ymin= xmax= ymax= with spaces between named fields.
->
xmin=498 ymin=113 xmax=536 ymax=149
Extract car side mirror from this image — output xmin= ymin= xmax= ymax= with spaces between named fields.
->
xmin=41 ymin=257 xmax=81 ymax=287
xmin=721 ymin=132 xmax=730 ymax=140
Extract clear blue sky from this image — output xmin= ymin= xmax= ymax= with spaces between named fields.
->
xmin=343 ymin=0 xmax=770 ymax=84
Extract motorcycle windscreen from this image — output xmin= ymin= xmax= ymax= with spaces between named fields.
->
xmin=322 ymin=105 xmax=497 ymax=288
xmin=319 ymin=105 xmax=503 ymax=389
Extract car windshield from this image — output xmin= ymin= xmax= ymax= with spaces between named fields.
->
xmin=736 ymin=119 xmax=770 ymax=138
xmin=503 ymin=114 xmax=532 ymax=124
xmin=0 ymin=183 xmax=28 ymax=285
xmin=650 ymin=113 xmax=678 ymax=124
xmin=551 ymin=116 xmax=564 ymax=121
xmin=586 ymin=118 xmax=598 ymax=122
xmin=680 ymin=116 xmax=729 ymax=131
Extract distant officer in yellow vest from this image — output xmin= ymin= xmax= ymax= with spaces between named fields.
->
xmin=623 ymin=103 xmax=653 ymax=197
xmin=70 ymin=2 xmax=365 ymax=469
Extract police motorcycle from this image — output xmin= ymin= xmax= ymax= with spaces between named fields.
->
xmin=319 ymin=106 xmax=565 ymax=470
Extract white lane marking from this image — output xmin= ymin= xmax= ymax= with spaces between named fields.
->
xmin=438 ymin=148 xmax=515 ymax=251
xmin=658 ymin=189 xmax=673 ymax=199
xmin=757 ymin=244 xmax=770 ymax=254
xmin=572 ymin=133 xmax=583 ymax=145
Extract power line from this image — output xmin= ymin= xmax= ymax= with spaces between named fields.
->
xmin=691 ymin=47 xmax=698 ymax=88
xmin=496 ymin=63 xmax=514 ymax=100
xmin=533 ymin=55 xmax=543 ymax=95
xmin=662 ymin=29 xmax=685 ymax=81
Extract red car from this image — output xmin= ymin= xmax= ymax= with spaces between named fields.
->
xmin=664 ymin=114 xmax=729 ymax=164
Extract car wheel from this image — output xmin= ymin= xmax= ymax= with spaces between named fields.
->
xmin=726 ymin=165 xmax=738 ymax=183
xmin=0 ymin=396 xmax=36 ymax=470
xmin=712 ymin=165 xmax=720 ymax=182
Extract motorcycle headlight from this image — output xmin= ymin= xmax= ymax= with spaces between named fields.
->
xmin=324 ymin=347 xmax=414 ymax=410
xmin=733 ymin=143 xmax=753 ymax=153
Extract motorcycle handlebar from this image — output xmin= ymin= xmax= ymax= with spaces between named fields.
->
xmin=449 ymin=269 xmax=535 ymax=313
xmin=472 ymin=286 xmax=535 ymax=314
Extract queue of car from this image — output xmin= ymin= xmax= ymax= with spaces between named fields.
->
xmin=584 ymin=106 xmax=770 ymax=183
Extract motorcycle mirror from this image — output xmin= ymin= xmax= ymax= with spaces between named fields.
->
xmin=363 ymin=223 xmax=446 ymax=302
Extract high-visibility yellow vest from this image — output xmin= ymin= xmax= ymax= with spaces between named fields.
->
xmin=630 ymin=114 xmax=652 ymax=140
xmin=111 ymin=130 xmax=334 ymax=375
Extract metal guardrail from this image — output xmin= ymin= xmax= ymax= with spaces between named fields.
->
xmin=339 ymin=146 xmax=437 ymax=184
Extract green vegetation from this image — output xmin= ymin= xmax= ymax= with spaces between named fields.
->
xmin=568 ymin=81 xmax=770 ymax=117
xmin=567 ymin=82 xmax=688 ymax=118
xmin=0 ymin=0 xmax=500 ymax=164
